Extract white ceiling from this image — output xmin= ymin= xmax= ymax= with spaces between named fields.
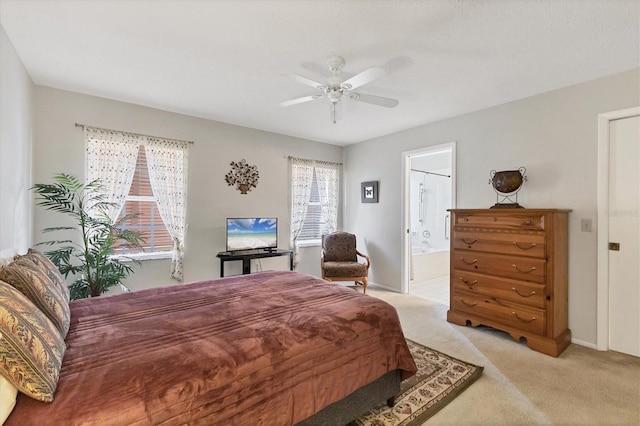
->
xmin=1 ymin=0 xmax=638 ymax=146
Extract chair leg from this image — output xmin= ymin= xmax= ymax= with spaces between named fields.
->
xmin=362 ymin=277 xmax=368 ymax=294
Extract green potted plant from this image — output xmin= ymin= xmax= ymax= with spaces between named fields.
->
xmin=31 ymin=173 xmax=144 ymax=299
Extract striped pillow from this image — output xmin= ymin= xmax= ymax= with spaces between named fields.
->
xmin=0 ymin=261 xmax=70 ymax=338
xmin=15 ymin=249 xmax=70 ymax=303
xmin=0 ymin=280 xmax=66 ymax=402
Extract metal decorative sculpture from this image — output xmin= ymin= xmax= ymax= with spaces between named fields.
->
xmin=489 ymin=167 xmax=527 ymax=208
xmin=225 ymin=159 xmax=259 ymax=194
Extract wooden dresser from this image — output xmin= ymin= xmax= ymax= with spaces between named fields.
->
xmin=447 ymin=209 xmax=571 ymax=357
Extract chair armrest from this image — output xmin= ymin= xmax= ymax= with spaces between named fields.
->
xmin=356 ymin=250 xmax=371 ymax=269
xmin=320 ymin=248 xmax=325 ymax=268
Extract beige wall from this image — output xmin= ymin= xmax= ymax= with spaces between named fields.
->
xmin=0 ymin=24 xmax=33 ymax=255
xmin=32 ymin=86 xmax=343 ymax=290
xmin=7 ymin=21 xmax=640 ymax=347
xmin=344 ymin=68 xmax=640 ymax=346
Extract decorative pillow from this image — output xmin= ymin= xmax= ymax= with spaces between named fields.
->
xmin=0 ymin=280 xmax=66 ymax=402
xmin=0 ymin=261 xmax=70 ymax=338
xmin=0 ymin=374 xmax=18 ymax=424
xmin=15 ymin=248 xmax=70 ymax=303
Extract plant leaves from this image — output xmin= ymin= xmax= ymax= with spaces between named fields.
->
xmin=32 ymin=173 xmax=144 ymax=300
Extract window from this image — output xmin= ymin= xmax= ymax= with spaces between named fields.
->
xmin=297 ymin=170 xmax=325 ymax=240
xmin=290 ymin=157 xmax=341 ymax=251
xmin=114 ymin=146 xmax=173 ymax=255
xmin=85 ymin=126 xmax=189 ymax=280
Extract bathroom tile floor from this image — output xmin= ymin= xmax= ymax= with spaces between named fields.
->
xmin=409 ymin=274 xmax=450 ymax=305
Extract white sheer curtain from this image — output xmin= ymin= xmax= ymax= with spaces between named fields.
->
xmin=289 ymin=157 xmax=315 ymax=267
xmin=315 ymin=162 xmax=340 ymax=237
xmin=145 ymin=137 xmax=189 ymax=281
xmin=85 ymin=127 xmax=140 ymax=221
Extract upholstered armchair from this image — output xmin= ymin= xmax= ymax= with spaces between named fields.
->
xmin=321 ymin=231 xmax=371 ymax=294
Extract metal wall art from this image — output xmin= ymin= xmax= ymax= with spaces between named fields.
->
xmin=225 ymin=159 xmax=259 ymax=194
xmin=489 ymin=167 xmax=527 ymax=208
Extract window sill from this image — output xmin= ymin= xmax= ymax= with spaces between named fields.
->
xmin=114 ymin=251 xmax=172 ymax=262
xmin=296 ymin=239 xmax=321 ymax=248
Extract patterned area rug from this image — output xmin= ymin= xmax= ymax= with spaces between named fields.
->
xmin=354 ymin=340 xmax=483 ymax=426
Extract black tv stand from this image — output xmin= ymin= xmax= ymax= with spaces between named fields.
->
xmin=216 ymin=249 xmax=293 ymax=277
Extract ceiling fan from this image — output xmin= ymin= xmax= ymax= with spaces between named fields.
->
xmin=280 ymin=55 xmax=399 ymax=123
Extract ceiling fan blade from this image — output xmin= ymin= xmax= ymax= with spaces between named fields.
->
xmin=340 ymin=67 xmax=386 ymax=90
xmin=349 ymin=93 xmax=399 ymax=108
xmin=284 ymin=73 xmax=327 ymax=90
xmin=279 ymin=94 xmax=323 ymax=107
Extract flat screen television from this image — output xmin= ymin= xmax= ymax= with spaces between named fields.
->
xmin=226 ymin=218 xmax=278 ymax=252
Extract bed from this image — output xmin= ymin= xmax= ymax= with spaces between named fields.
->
xmin=1 ymin=265 xmax=417 ymax=425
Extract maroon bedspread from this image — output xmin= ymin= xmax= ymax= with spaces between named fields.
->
xmin=7 ymin=271 xmax=416 ymax=425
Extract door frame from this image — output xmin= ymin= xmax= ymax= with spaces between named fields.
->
xmin=596 ymin=106 xmax=640 ymax=351
xmin=400 ymin=142 xmax=456 ymax=294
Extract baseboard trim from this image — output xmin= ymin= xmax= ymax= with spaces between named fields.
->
xmin=571 ymin=338 xmax=598 ymax=350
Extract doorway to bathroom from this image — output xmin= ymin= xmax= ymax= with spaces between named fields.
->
xmin=401 ymin=142 xmax=456 ymax=304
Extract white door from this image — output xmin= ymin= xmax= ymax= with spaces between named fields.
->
xmin=609 ymin=115 xmax=640 ymax=357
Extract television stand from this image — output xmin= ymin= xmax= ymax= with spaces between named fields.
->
xmin=216 ymin=249 xmax=293 ymax=277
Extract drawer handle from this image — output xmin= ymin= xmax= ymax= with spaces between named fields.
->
xmin=459 ymin=277 xmax=478 ymax=288
xmin=512 ymin=287 xmax=536 ymax=297
xmin=512 ymin=312 xmax=537 ymax=323
xmin=462 ymin=238 xmax=478 ymax=245
xmin=461 ymin=298 xmax=478 ymax=308
xmin=513 ymin=242 xmax=537 ymax=250
xmin=523 ymin=219 xmax=533 ymax=225
xmin=512 ymin=264 xmax=536 ymax=274
xmin=460 ymin=257 xmax=478 ymax=265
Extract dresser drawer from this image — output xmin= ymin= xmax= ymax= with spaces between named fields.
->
xmin=451 ymin=290 xmax=546 ymax=335
xmin=453 ymin=231 xmax=545 ymax=258
xmin=455 ymin=213 xmax=545 ymax=230
xmin=453 ymin=251 xmax=546 ymax=283
xmin=453 ymin=270 xmax=546 ymax=308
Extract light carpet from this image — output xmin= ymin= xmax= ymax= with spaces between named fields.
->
xmin=366 ymin=287 xmax=640 ymax=425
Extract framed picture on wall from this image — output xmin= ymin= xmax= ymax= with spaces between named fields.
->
xmin=361 ymin=181 xmax=379 ymax=203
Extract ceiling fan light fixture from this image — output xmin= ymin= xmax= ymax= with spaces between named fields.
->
xmin=281 ymin=55 xmax=399 ymax=122
xmin=328 ymin=90 xmax=342 ymax=103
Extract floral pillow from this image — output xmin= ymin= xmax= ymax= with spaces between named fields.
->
xmin=15 ymin=248 xmax=70 ymax=303
xmin=0 ymin=280 xmax=66 ymax=402
xmin=0 ymin=260 xmax=70 ymax=338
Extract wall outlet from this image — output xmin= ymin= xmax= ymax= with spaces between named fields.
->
xmin=581 ymin=218 xmax=593 ymax=232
